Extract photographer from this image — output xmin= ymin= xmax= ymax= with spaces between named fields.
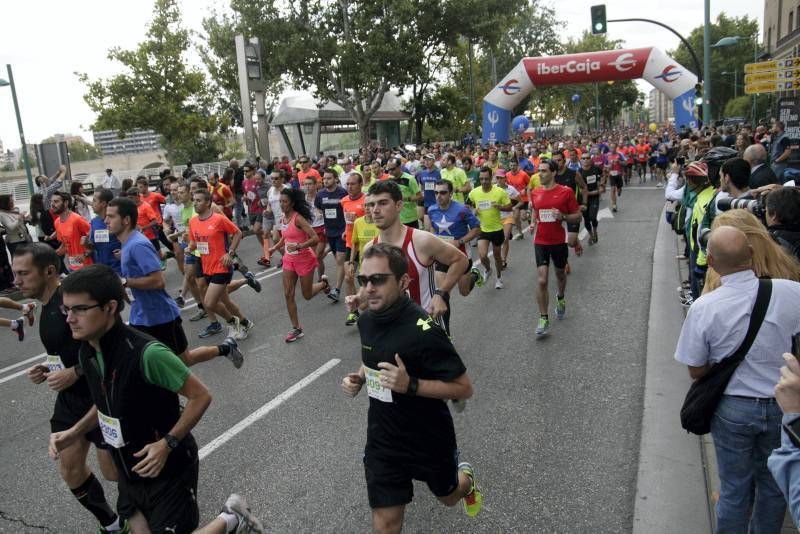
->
xmin=698 ymin=157 xmax=752 ymax=248
xmin=766 ymin=186 xmax=800 ymax=260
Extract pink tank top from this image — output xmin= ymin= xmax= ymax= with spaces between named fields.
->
xmin=282 ymin=212 xmax=316 ymax=259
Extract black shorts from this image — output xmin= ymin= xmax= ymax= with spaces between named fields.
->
xmin=517 ymin=201 xmax=529 ymax=210
xmin=566 ymin=221 xmax=580 ymax=233
xmin=610 ymin=175 xmax=624 ymax=189
xmin=434 ymin=257 xmax=473 ymax=274
xmin=117 ymin=440 xmax=199 ymax=531
xmin=133 ymin=317 xmax=189 ymax=355
xmin=327 ymin=233 xmax=347 ymax=254
xmin=50 ymin=389 xmax=106 ymax=448
xmin=479 ymin=229 xmax=504 ymax=246
xmin=534 ymin=243 xmax=569 ymax=269
xmin=364 ymin=450 xmax=459 ymax=508
xmin=248 ymin=213 xmax=263 ymax=226
xmin=203 ymin=270 xmax=234 ymax=285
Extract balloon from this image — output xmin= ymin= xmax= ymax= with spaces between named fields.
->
xmin=649 ymin=122 xmax=658 ymax=132
xmin=571 ymin=93 xmax=581 ymax=103
xmin=512 ymin=115 xmax=530 ymax=134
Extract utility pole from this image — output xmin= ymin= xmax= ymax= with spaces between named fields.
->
xmin=702 ymin=0 xmax=711 ymax=125
xmin=235 ymin=35 xmax=257 ymax=161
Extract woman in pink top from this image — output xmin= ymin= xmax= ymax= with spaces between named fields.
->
xmin=268 ymin=188 xmax=330 ymax=342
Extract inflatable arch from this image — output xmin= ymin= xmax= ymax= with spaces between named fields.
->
xmin=481 ymin=47 xmax=699 ymax=145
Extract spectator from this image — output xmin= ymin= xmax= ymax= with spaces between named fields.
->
xmin=735 ymin=133 xmax=754 ymax=157
xmin=744 ymin=143 xmax=780 ymax=189
xmin=771 ymin=121 xmax=792 ymax=180
xmin=0 ymin=194 xmax=32 ymax=256
xmin=768 ymin=353 xmax=800 ymax=524
xmin=675 ymin=225 xmax=800 ymax=533
xmin=766 ymin=186 xmax=800 ymax=260
xmin=37 ymin=165 xmax=67 ymax=209
xmin=102 ymin=168 xmax=121 ymax=196
xmin=69 ymin=181 xmax=91 ymax=221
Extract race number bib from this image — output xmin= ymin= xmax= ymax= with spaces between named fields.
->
xmin=93 ymin=229 xmax=110 ymax=243
xmin=539 ymin=209 xmax=557 ymax=223
xmin=67 ymin=256 xmax=84 ymax=270
xmin=97 ymin=411 xmax=125 ymax=449
xmin=45 ymin=355 xmax=65 ymax=372
xmin=344 ymin=211 xmax=356 ymax=223
xmin=196 ymin=242 xmax=210 ymax=255
xmin=364 ymin=367 xmax=393 ymax=403
xmin=477 ymin=200 xmax=492 ymax=211
xmin=247 ymin=191 xmax=256 ymax=201
xmin=424 ymin=181 xmax=435 ymax=191
xmin=324 ymin=208 xmax=338 ymax=219
xmin=585 ymin=175 xmax=597 ymax=185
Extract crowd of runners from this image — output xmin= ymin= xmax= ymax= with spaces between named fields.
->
xmin=0 ymin=128 xmax=716 ymax=532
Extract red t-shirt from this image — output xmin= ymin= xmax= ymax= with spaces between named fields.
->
xmin=298 ymin=168 xmax=322 ymax=185
xmin=340 ymin=194 xmax=365 ymax=248
xmin=210 ymin=183 xmax=234 ymax=218
xmin=622 ymin=146 xmax=635 ymax=164
xmin=242 ymin=178 xmax=263 ymax=215
xmin=137 ymin=202 xmax=160 ymax=240
xmin=605 ymin=152 xmax=625 ymax=175
xmin=635 ymin=143 xmax=651 ymax=162
xmin=139 ymin=192 xmax=165 ymax=224
xmin=189 ymin=212 xmax=239 ymax=275
xmin=530 ymin=185 xmax=579 ymax=246
xmin=54 ymin=212 xmax=92 ymax=271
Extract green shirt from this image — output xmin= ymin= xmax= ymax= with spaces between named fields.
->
xmin=394 ymin=172 xmax=421 ymax=224
xmin=466 ymin=168 xmax=480 ymax=188
xmin=94 ymin=342 xmax=190 ymax=392
xmin=441 ymin=166 xmax=470 ymax=203
xmin=468 ymin=185 xmax=510 ymax=233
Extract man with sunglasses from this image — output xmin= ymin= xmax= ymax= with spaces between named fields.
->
xmin=341 ymin=244 xmax=482 ymax=532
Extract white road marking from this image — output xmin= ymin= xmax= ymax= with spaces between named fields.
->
xmin=0 ymin=368 xmax=31 ymax=384
xmin=180 ymin=268 xmax=282 ymax=312
xmin=198 ymin=358 xmax=341 ymax=460
xmin=0 ymin=353 xmax=46 ymax=375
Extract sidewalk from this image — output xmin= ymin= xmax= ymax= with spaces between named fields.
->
xmin=634 ymin=213 xmax=796 ymax=533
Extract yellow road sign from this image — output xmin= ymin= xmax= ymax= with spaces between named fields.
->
xmin=745 ymin=69 xmax=800 ymax=84
xmin=745 ymin=57 xmax=800 ymax=74
xmin=744 ymin=79 xmax=800 ymax=94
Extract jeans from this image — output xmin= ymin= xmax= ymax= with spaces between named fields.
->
xmin=711 ymin=395 xmax=785 ymax=534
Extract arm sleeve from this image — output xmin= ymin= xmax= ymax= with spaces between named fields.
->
xmin=141 ymin=342 xmax=190 ymax=392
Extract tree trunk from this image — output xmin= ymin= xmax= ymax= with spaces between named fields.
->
xmin=359 ymin=118 xmax=371 ymax=148
xmin=414 ymin=116 xmax=424 ymax=145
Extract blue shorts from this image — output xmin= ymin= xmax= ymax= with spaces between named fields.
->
xmin=327 ymin=233 xmax=347 ymax=254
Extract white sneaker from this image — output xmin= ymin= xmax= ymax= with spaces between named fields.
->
xmin=227 ymin=316 xmax=241 ymax=339
xmin=495 ymin=278 xmax=504 ymax=289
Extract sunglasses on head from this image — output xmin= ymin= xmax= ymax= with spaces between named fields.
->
xmin=356 ymin=273 xmax=396 ymax=286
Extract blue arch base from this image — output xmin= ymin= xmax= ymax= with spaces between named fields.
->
xmin=673 ymin=89 xmax=699 ymax=131
xmin=481 ymin=102 xmax=511 ymax=146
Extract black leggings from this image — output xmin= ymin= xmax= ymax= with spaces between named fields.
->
xmin=583 ymin=195 xmax=600 ymax=232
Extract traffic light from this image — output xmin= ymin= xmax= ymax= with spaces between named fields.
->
xmin=591 ymin=5 xmax=607 ymax=35
xmin=244 ymin=38 xmax=262 ymax=80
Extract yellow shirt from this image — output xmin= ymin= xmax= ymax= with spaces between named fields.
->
xmin=351 ymin=215 xmax=379 ymax=262
xmin=527 ymin=174 xmax=541 ymax=190
xmin=467 ymin=185 xmax=510 ymax=233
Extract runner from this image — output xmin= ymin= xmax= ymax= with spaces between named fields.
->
xmin=106 ymin=197 xmax=244 ymax=367
xmin=341 ymin=171 xmax=366 ymax=325
xmin=341 ymin=243 xmax=482 ymax=533
xmin=126 ymin=186 xmax=162 ymax=260
xmin=161 ymin=181 xmax=186 ymax=282
xmin=85 ymin=188 xmax=122 ymax=274
xmin=188 ymin=189 xmax=255 ymax=341
xmin=12 ymin=244 xmax=122 ymax=532
xmin=579 ymin=152 xmax=605 ymax=245
xmin=315 ymin=168 xmax=348 ymax=302
xmin=261 ymin=170 xmax=286 ymax=269
xmin=298 ymin=156 xmax=322 ymax=186
xmin=635 ymin=136 xmax=651 ymax=183
xmin=604 ymin=143 xmax=626 ymax=213
xmin=208 ymin=171 xmax=235 ymax=219
xmin=268 ymin=188 xmax=330 ymax=342
xmin=386 ymin=157 xmax=422 ymax=228
xmin=303 ymin=174 xmax=328 ymax=280
xmin=242 ymin=166 xmax=268 ymax=267
xmin=51 ymin=192 xmax=93 ymax=272
xmin=418 ymin=154 xmax=442 ymax=215
xmin=467 ymin=167 xmax=513 ymax=289
xmin=136 ymin=176 xmax=170 ymax=262
xmin=505 ymin=159 xmax=531 ymax=240
xmin=495 ymin=170 xmax=520 ymax=271
xmin=529 ymin=160 xmax=583 ymax=336
xmin=440 ymin=154 xmax=471 ymax=204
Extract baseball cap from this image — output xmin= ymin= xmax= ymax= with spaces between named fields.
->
xmin=685 ymin=161 xmax=708 ymax=177
xmin=424 ymin=154 xmax=436 ymax=160
xmin=495 ymin=169 xmax=507 ymax=177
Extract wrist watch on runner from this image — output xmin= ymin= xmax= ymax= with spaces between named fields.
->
xmin=406 ymin=377 xmax=419 ymax=396
xmin=164 ymin=433 xmax=179 ymax=450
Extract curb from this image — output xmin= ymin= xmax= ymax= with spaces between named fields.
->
xmin=632 ymin=210 xmax=712 ymax=533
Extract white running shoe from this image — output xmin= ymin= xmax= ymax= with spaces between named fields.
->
xmin=495 ymin=278 xmax=504 ymax=289
xmin=227 ymin=316 xmax=242 ymax=339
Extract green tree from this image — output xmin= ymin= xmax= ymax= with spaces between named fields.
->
xmin=78 ymin=0 xmax=227 ymax=164
xmin=669 ymin=13 xmax=759 ymax=121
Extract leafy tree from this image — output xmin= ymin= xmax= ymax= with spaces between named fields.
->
xmin=669 ymin=13 xmax=760 ymax=121
xmin=78 ymin=0 xmax=227 ymax=164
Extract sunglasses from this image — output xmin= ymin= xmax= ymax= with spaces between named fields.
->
xmin=434 ymin=190 xmax=450 ymax=195
xmin=356 ymin=273 xmax=396 ymax=286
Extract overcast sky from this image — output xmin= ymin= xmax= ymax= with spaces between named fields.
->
xmin=0 ymin=0 xmax=762 ymax=151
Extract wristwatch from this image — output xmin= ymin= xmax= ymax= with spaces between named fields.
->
xmin=784 ymin=418 xmax=800 ymax=449
xmin=164 ymin=433 xmax=180 ymax=450
xmin=406 ymin=377 xmax=419 ymax=396
xmin=434 ymin=288 xmax=448 ymax=298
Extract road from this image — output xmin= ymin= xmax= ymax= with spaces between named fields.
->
xmin=0 ymin=186 xmax=665 ymax=533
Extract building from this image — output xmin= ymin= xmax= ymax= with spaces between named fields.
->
xmin=648 ymin=89 xmax=674 ymax=125
xmin=763 ymin=0 xmax=800 ymax=59
xmin=92 ymin=128 xmax=162 ymax=156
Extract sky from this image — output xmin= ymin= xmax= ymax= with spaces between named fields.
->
xmin=0 ymin=0 xmax=762 ymax=151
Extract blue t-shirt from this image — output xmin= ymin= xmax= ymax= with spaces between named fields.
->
xmin=90 ymin=216 xmax=122 ymax=274
xmin=121 ymin=230 xmax=180 ymax=327
xmin=518 ymin=157 xmax=535 ymax=174
xmin=418 ymin=168 xmax=442 ymax=208
xmin=314 ymin=186 xmax=348 ymax=236
xmin=426 ymin=200 xmax=480 ymax=241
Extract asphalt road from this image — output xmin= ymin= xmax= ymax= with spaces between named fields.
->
xmin=0 ymin=185 xmax=666 ymax=533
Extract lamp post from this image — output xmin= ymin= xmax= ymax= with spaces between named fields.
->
xmin=712 ymin=35 xmax=759 ymax=124
xmin=0 ymin=65 xmax=35 ymax=195
xmin=720 ymin=70 xmax=738 ymax=98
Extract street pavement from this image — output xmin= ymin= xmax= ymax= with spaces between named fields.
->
xmin=0 ymin=186 xmax=669 ymax=533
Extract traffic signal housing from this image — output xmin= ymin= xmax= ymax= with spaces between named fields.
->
xmin=591 ymin=5 xmax=607 ymax=35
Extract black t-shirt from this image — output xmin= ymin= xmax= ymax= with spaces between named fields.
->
xmin=581 ymin=165 xmax=603 ymax=193
xmin=358 ymin=297 xmax=466 ymax=462
xmin=40 ymin=286 xmax=89 ymax=397
xmin=555 ymin=168 xmax=577 ymax=192
xmin=233 ymin=167 xmax=245 ymax=194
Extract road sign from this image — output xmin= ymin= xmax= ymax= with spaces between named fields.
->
xmin=744 ymin=79 xmax=800 ymax=94
xmin=745 ymin=69 xmax=800 ymax=84
xmin=745 ymin=57 xmax=800 ymax=74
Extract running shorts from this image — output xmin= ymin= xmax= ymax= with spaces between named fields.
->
xmin=363 ymin=449 xmax=459 ymax=508
xmin=534 ymin=243 xmax=569 ymax=269
xmin=203 ymin=270 xmax=234 ymax=285
xmin=479 ymin=229 xmax=504 ymax=247
xmin=282 ymin=251 xmax=319 ymax=277
xmin=610 ymin=175 xmax=624 ymax=189
xmin=50 ymin=389 xmax=106 ymax=447
xmin=133 ymin=317 xmax=189 ymax=356
xmin=248 ymin=212 xmax=263 ymax=226
xmin=327 ymin=234 xmax=347 ymax=254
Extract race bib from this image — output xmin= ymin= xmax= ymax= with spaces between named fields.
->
xmin=97 ymin=411 xmax=125 ymax=449
xmin=196 ymin=242 xmax=210 ymax=255
xmin=93 ymin=229 xmax=110 ymax=243
xmin=324 ymin=208 xmax=338 ymax=219
xmin=585 ymin=175 xmax=597 ymax=185
xmin=424 ymin=181 xmax=435 ymax=190
xmin=67 ymin=255 xmax=84 ymax=270
xmin=45 ymin=355 xmax=65 ymax=372
xmin=610 ymin=171 xmax=620 ymax=176
xmin=364 ymin=367 xmax=393 ymax=403
xmin=247 ymin=191 xmax=256 ymax=201
xmin=539 ymin=209 xmax=557 ymax=223
xmin=438 ymin=234 xmax=454 ymax=240
xmin=344 ymin=211 xmax=356 ymax=223
xmin=477 ymin=200 xmax=492 ymax=211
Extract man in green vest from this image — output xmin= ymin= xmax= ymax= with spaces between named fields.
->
xmin=686 ymin=161 xmax=715 ymax=300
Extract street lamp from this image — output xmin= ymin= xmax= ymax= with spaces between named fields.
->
xmin=720 ymin=71 xmax=739 ymax=98
xmin=0 ymin=65 xmax=35 ymax=195
xmin=712 ymin=35 xmax=759 ymax=123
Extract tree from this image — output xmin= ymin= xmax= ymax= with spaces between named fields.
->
xmin=669 ymin=14 xmax=759 ymax=121
xmin=78 ymin=0 xmax=227 ymax=163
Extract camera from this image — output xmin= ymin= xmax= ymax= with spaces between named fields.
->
xmin=717 ymin=196 xmax=767 ymax=220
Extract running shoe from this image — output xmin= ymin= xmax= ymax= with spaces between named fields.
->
xmin=592 ymin=231 xmax=598 ymax=244
xmin=174 ymin=295 xmax=185 ymax=308
xmin=189 ymin=309 xmax=207 ymax=322
xmin=327 ymin=287 xmax=340 ymax=303
xmin=237 ymin=318 xmax=255 ymax=340
xmin=495 ymin=278 xmax=504 ymax=289
xmin=10 ymin=318 xmax=23 ymax=342
xmin=221 ymin=337 xmax=244 ymax=369
xmin=513 ymin=233 xmax=524 ymax=240
xmin=227 ymin=316 xmax=242 ymax=339
xmin=199 ymin=321 xmax=223 ymax=338
xmin=257 ymin=257 xmax=271 ymax=268
xmin=481 ymin=267 xmax=493 ymax=283
xmin=535 ymin=317 xmax=550 ymax=336
xmin=556 ymin=296 xmax=566 ymax=319
xmin=285 ymin=327 xmax=304 ymax=343
xmin=244 ymin=271 xmax=262 ymax=293
xmin=221 ymin=493 xmax=266 ymax=534
xmin=99 ymin=518 xmax=130 ymax=533
xmin=471 ymin=267 xmax=485 ymax=288
xmin=345 ymin=310 xmax=359 ymax=326
xmin=320 ymin=274 xmax=331 ymax=294
xmin=611 ymin=204 xmax=618 ymax=213
xmin=458 ymin=462 xmax=482 ymax=517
